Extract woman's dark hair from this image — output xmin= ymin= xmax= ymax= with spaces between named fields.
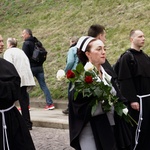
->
xmin=77 ymin=39 xmax=95 ymax=65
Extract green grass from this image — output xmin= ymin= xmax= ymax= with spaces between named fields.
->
xmin=0 ymin=0 xmax=150 ymax=99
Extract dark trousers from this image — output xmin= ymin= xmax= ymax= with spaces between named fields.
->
xmin=67 ymin=82 xmax=73 ymax=109
xmin=19 ymin=86 xmax=32 ymax=129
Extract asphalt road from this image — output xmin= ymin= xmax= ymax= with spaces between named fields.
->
xmin=30 ymin=127 xmax=74 ymax=150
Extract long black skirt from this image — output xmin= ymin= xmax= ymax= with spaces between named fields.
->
xmin=0 ymin=106 xmax=35 ymax=150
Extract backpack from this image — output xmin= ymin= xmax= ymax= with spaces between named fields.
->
xmin=32 ymin=41 xmax=47 ymax=63
xmin=113 ymin=49 xmax=136 ymax=84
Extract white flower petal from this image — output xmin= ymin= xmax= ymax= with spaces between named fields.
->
xmin=84 ymin=62 xmax=94 ymax=71
xmin=122 ymin=108 xmax=128 ymax=115
xmin=56 ymin=69 xmax=65 ymax=81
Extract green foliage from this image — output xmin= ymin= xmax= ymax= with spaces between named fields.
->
xmin=0 ymin=0 xmax=150 ymax=99
xmin=67 ymin=62 xmax=136 ymax=125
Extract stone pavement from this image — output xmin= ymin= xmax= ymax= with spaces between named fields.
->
xmin=30 ymin=127 xmax=74 ymax=150
xmin=16 ymin=98 xmax=69 ymax=129
xmin=18 ymin=98 xmax=75 ymax=149
xmin=30 ymin=107 xmax=69 ymax=129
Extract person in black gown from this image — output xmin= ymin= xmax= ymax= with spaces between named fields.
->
xmin=69 ymin=36 xmax=132 ymax=150
xmin=0 ymin=35 xmax=35 ymax=150
xmin=114 ymin=29 xmax=150 ymax=150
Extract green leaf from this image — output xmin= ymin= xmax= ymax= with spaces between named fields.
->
xmin=74 ymin=91 xmax=78 ymax=100
xmin=94 ymin=87 xmax=103 ymax=98
xmin=75 ymin=63 xmax=84 ymax=74
xmin=66 ymin=62 xmax=136 ymax=126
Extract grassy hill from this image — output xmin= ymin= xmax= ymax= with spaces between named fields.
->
xmin=0 ymin=0 xmax=150 ymax=99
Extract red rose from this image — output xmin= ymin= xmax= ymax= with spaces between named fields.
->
xmin=66 ymin=70 xmax=75 ymax=79
xmin=84 ymin=76 xmax=93 ymax=83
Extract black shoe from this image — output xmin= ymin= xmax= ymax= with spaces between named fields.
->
xmin=28 ymin=127 xmax=32 ymax=130
xmin=28 ymin=126 xmax=32 ymax=130
xmin=62 ymin=108 xmax=69 ymax=115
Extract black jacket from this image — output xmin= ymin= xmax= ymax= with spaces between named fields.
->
xmin=22 ymin=36 xmax=43 ymax=67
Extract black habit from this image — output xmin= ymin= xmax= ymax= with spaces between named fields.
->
xmin=114 ymin=49 xmax=150 ymax=150
xmin=0 ymin=58 xmax=35 ymax=150
xmin=69 ymin=83 xmax=131 ymax=150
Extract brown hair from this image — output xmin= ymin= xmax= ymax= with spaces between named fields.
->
xmin=77 ymin=39 xmax=96 ymax=65
xmin=88 ymin=24 xmax=105 ymax=38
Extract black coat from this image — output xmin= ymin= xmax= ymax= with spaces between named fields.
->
xmin=114 ymin=49 xmax=150 ymax=150
xmin=0 ymin=58 xmax=35 ymax=150
xmin=69 ymin=85 xmax=131 ymax=150
xmin=22 ymin=36 xmax=43 ymax=67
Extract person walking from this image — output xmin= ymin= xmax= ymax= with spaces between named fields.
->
xmin=88 ymin=24 xmax=118 ymax=81
xmin=114 ymin=29 xmax=150 ymax=150
xmin=69 ymin=36 xmax=131 ymax=150
xmin=0 ymin=35 xmax=35 ymax=150
xmin=88 ymin=24 xmax=126 ymax=109
xmin=4 ymin=37 xmax=35 ymax=130
xmin=62 ymin=36 xmax=79 ymax=115
xmin=22 ymin=29 xmax=55 ymax=110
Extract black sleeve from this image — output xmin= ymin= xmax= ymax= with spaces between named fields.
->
xmin=114 ymin=53 xmax=139 ymax=103
xmin=120 ymin=79 xmax=139 ymax=103
xmin=0 ymin=78 xmax=20 ymax=101
xmin=111 ymin=78 xmax=128 ymax=104
xmin=0 ymin=58 xmax=21 ymax=102
xmin=22 ymin=41 xmax=32 ymax=59
xmin=102 ymin=59 xmax=118 ymax=79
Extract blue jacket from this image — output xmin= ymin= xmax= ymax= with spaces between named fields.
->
xmin=64 ymin=46 xmax=78 ymax=73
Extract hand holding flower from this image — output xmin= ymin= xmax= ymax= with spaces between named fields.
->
xmin=57 ymin=62 xmax=137 ymax=126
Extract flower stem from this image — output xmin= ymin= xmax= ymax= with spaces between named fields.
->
xmin=128 ymin=114 xmax=137 ymax=125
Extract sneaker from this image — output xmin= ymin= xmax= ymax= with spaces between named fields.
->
xmin=28 ymin=106 xmax=31 ymax=111
xmin=62 ymin=108 xmax=69 ymax=115
xmin=44 ymin=104 xmax=55 ymax=110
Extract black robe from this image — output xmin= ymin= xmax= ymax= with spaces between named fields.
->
xmin=103 ymin=59 xmax=127 ymax=105
xmin=69 ymin=81 xmax=131 ymax=150
xmin=114 ymin=49 xmax=150 ymax=150
xmin=69 ymin=92 xmax=117 ymax=150
xmin=0 ymin=58 xmax=35 ymax=150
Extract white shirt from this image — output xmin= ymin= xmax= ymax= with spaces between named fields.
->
xmin=4 ymin=47 xmax=35 ymax=87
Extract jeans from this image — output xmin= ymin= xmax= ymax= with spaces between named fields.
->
xmin=31 ymin=66 xmax=53 ymax=105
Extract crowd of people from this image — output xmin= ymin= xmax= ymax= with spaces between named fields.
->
xmin=0 ymin=29 xmax=55 ymax=149
xmin=0 ymin=35 xmax=35 ymax=150
xmin=0 ymin=25 xmax=150 ymax=150
xmin=64 ymin=25 xmax=150 ymax=150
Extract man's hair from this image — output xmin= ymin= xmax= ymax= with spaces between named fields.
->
xmin=88 ymin=24 xmax=105 ymax=37
xmin=24 ymin=29 xmax=33 ymax=36
xmin=129 ymin=30 xmax=136 ymax=38
xmin=7 ymin=38 xmax=17 ymax=47
xmin=129 ymin=29 xmax=142 ymax=38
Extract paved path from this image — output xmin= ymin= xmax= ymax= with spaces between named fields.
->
xmin=29 ymin=108 xmax=68 ymax=129
xmin=17 ymin=99 xmax=75 ymax=149
xmin=30 ymin=127 xmax=74 ymax=150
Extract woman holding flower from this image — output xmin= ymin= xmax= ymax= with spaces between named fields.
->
xmin=68 ymin=36 xmax=132 ymax=150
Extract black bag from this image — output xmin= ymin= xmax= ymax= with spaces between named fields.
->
xmin=32 ymin=41 xmax=47 ymax=63
xmin=113 ymin=49 xmax=135 ymax=76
